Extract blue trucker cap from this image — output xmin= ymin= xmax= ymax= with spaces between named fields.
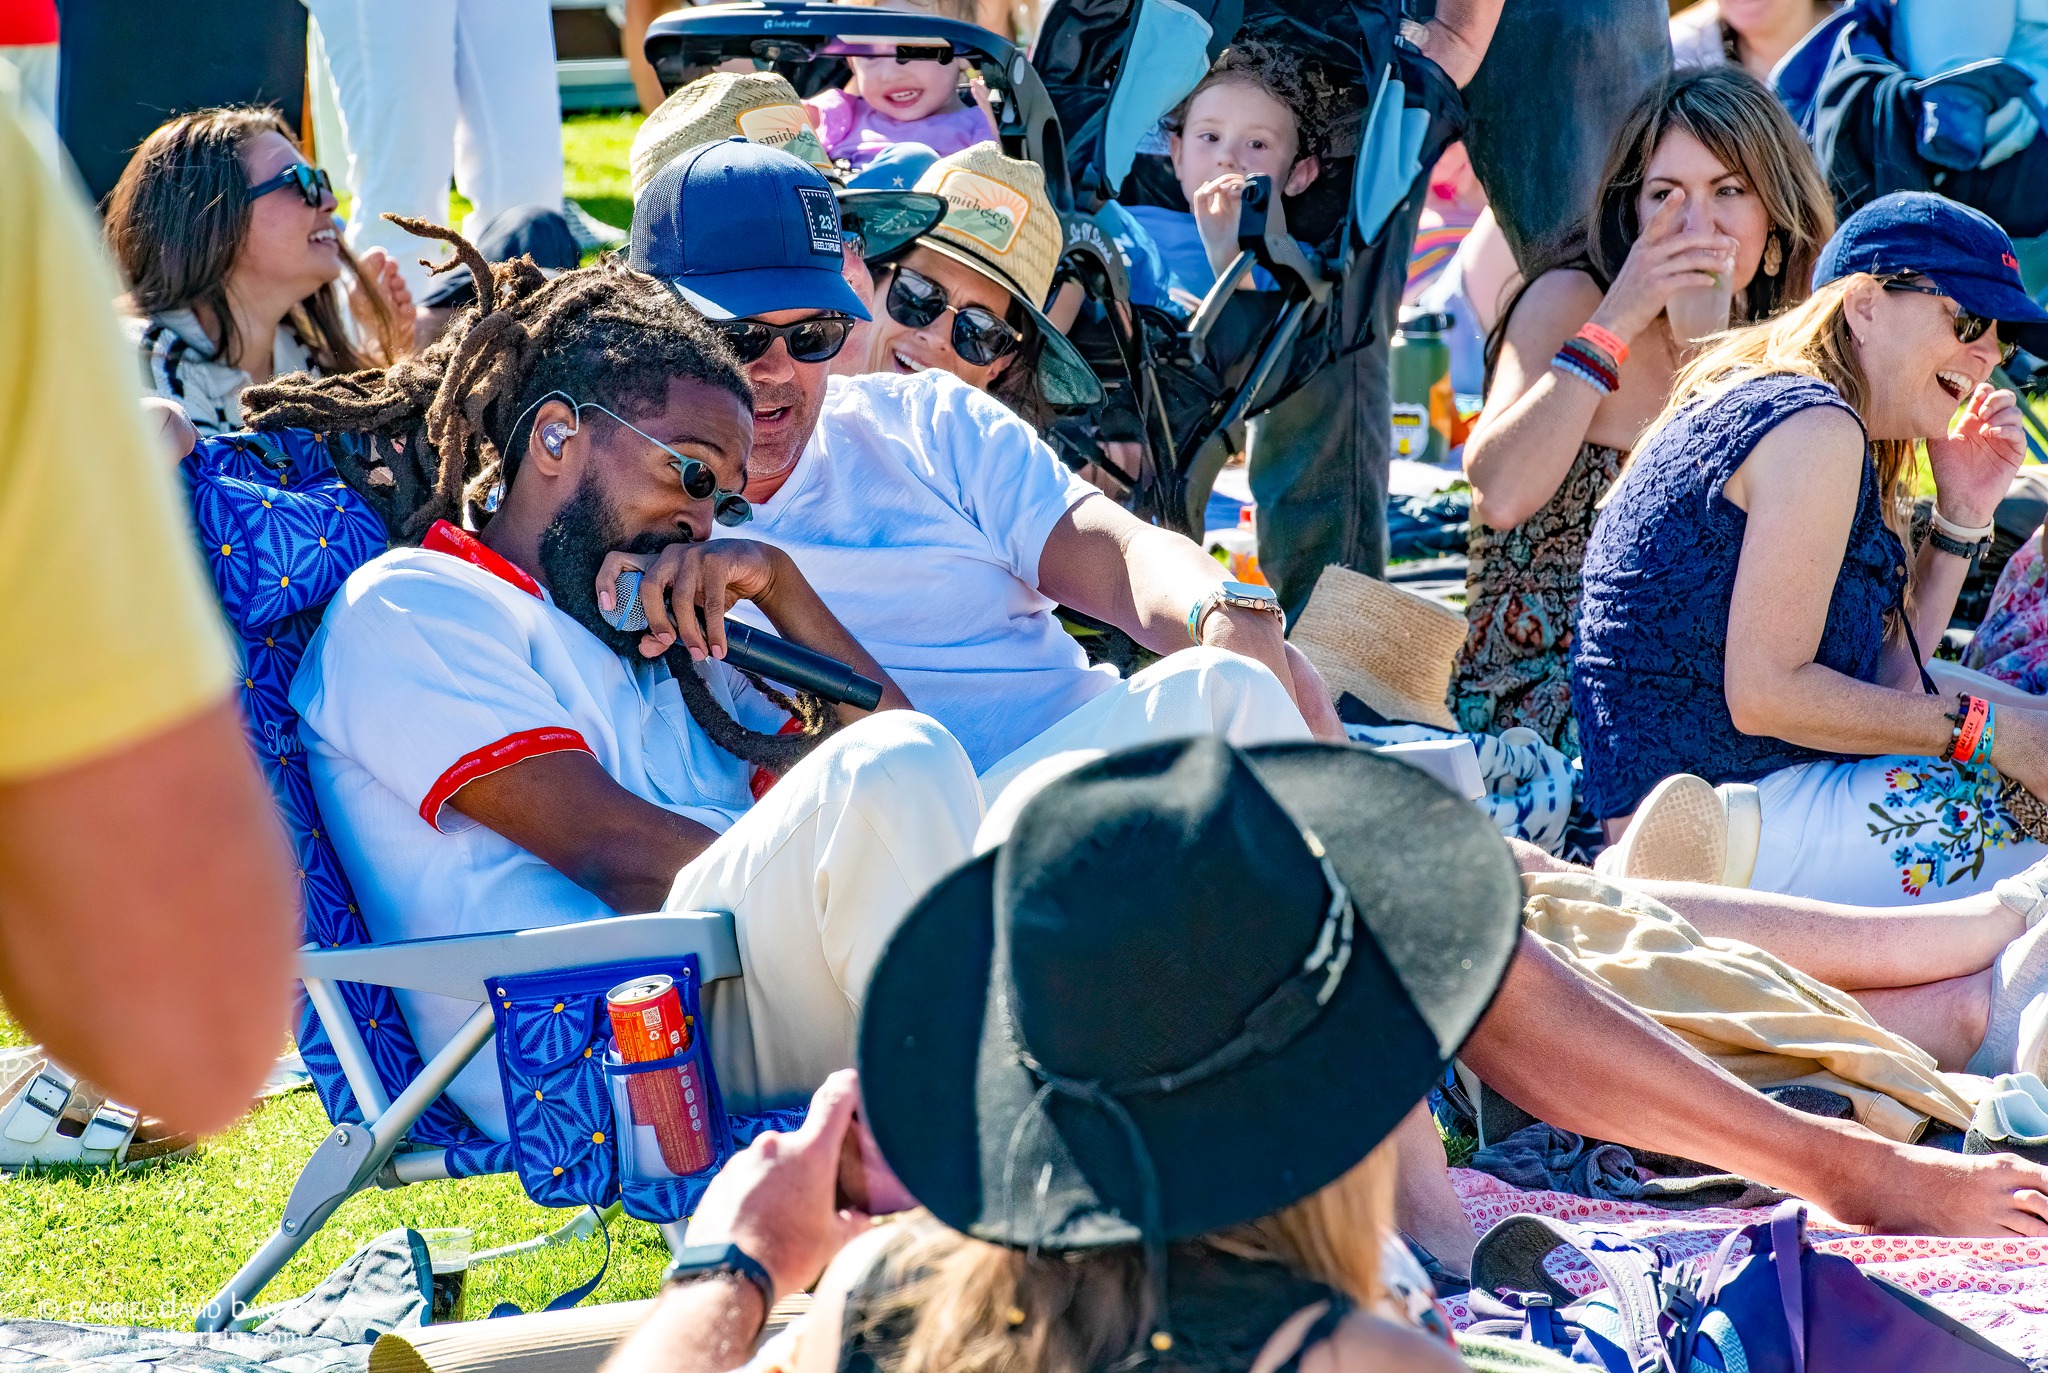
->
xmin=1815 ymin=192 xmax=2048 ymax=356
xmin=629 ymin=137 xmax=870 ymax=322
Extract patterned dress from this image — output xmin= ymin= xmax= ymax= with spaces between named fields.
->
xmin=1448 ymin=439 xmax=1626 ymax=756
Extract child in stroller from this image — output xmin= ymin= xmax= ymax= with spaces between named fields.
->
xmin=805 ymin=0 xmax=1000 ymax=172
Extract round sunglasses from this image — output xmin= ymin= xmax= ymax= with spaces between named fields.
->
xmin=249 ymin=161 xmax=334 ymax=208
xmin=708 ymin=315 xmax=856 ymax=365
xmin=883 ymin=265 xmax=1023 ymax=367
xmin=1882 ymin=279 xmax=2016 ymax=364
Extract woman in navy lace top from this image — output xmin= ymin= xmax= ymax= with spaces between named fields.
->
xmin=1573 ymin=193 xmax=2048 ymax=905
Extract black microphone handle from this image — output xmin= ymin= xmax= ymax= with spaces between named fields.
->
xmin=720 ymin=619 xmax=886 ymax=712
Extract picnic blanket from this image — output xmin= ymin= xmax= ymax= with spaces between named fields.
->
xmin=1444 ymin=1168 xmax=2048 ymax=1360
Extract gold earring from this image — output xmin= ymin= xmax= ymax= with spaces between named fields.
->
xmin=1763 ymin=233 xmax=1783 ymax=278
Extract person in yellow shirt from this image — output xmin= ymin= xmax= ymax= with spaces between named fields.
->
xmin=0 ymin=89 xmax=295 ymax=1135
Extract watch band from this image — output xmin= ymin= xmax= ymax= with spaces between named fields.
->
xmin=1927 ymin=525 xmax=1991 ymax=562
xmin=662 ymin=1242 xmax=776 ymax=1311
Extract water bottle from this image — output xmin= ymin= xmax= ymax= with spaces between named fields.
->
xmin=1392 ymin=309 xmax=1454 ymax=465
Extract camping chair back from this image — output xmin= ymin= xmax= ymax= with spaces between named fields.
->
xmin=182 ymin=428 xmax=510 ymax=1176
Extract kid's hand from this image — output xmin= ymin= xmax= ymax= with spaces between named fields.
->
xmin=1192 ymin=172 xmax=1249 ymax=272
xmin=595 ymin=541 xmax=786 ymax=661
xmin=1589 ymin=190 xmax=1739 ymax=342
xmin=1928 ymin=383 xmax=2027 ymax=528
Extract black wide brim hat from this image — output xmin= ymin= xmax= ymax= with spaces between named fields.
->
xmin=858 ymin=737 xmax=1523 ymax=1251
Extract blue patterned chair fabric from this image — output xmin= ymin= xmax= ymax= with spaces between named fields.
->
xmin=183 ymin=430 xmax=508 ymax=1179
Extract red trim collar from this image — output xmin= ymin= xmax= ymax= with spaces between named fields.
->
xmin=422 ymin=520 xmax=544 ymax=600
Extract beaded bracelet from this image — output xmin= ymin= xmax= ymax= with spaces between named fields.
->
xmin=1553 ymin=336 xmax=1620 ymax=395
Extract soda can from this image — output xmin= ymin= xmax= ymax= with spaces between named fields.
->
xmin=606 ymin=975 xmax=713 ymax=1175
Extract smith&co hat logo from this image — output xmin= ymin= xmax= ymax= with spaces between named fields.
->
xmin=934 ymin=168 xmax=1029 ymax=256
xmin=796 ymin=185 xmax=842 ymax=256
xmin=737 ymin=104 xmax=833 ymax=171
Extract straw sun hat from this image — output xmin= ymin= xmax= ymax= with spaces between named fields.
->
xmin=898 ymin=143 xmax=1103 ymax=406
xmin=1288 ymin=564 xmax=1466 ymax=730
xmin=630 ymin=71 xmax=943 ymax=261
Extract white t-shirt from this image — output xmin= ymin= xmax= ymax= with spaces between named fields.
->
xmin=290 ymin=521 xmax=783 ymax=1137
xmin=722 ymin=370 xmax=1114 ymax=771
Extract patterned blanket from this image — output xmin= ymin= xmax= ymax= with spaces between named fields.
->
xmin=1444 ymin=1169 xmax=2048 ymax=1359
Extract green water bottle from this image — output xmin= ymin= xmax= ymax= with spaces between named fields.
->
xmin=1391 ymin=308 xmax=1453 ymax=466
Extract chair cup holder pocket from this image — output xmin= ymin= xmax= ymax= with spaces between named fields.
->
xmin=604 ymin=1049 xmax=726 ymax=1184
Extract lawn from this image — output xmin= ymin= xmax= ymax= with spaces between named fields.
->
xmin=440 ymin=112 xmax=642 ymax=240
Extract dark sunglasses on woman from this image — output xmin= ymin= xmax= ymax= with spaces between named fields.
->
xmin=249 ymin=161 xmax=334 ymax=208
xmin=708 ymin=315 xmax=856 ymax=365
xmin=1883 ymin=278 xmax=2017 ymax=364
xmin=883 ymin=265 xmax=1024 ymax=366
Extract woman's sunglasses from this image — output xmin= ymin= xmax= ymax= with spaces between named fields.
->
xmin=249 ymin=161 xmax=334 ymax=208
xmin=883 ymin=266 xmax=1023 ymax=367
xmin=708 ymin=315 xmax=856 ymax=365
xmin=1882 ymin=279 xmax=2016 ymax=364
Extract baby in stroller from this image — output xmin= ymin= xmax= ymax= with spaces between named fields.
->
xmin=1111 ymin=38 xmax=1336 ymax=313
xmin=805 ymin=0 xmax=999 ymax=172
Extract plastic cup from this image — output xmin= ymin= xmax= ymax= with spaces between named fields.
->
xmin=1667 ymin=277 xmax=1733 ymax=348
xmin=420 ymin=1227 xmax=472 ymax=1323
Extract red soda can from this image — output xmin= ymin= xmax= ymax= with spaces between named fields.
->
xmin=606 ymin=975 xmax=713 ymax=1175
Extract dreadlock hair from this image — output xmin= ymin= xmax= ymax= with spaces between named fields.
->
xmin=1162 ymin=38 xmax=1337 ymax=168
xmin=245 ymin=219 xmax=845 ymax=776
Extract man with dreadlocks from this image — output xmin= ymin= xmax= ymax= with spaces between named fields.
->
xmin=260 ymin=222 xmax=983 ymax=1136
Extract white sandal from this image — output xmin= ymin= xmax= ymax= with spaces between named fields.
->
xmin=0 ymin=1048 xmax=193 ymax=1172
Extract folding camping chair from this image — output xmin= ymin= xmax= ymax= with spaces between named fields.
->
xmin=181 ymin=430 xmax=790 ymax=1331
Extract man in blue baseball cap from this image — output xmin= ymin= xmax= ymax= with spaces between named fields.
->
xmin=1816 ymin=191 xmax=2048 ymax=358
xmin=617 ymin=139 xmax=1346 ymax=810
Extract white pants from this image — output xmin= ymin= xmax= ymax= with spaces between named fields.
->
xmin=975 ymin=647 xmax=1311 ymax=847
xmin=441 ymin=712 xmax=981 ymax=1136
xmin=1750 ymin=753 xmax=2046 ymax=907
xmin=307 ymin=0 xmax=564 ymax=296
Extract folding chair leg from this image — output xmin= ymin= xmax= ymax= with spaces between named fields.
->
xmin=659 ymin=1220 xmax=690 ymax=1258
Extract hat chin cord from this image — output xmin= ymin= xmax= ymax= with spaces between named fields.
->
xmin=997 ymin=842 xmax=1357 ymax=1363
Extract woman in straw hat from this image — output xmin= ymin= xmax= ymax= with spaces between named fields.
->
xmin=861 ymin=141 xmax=1101 ymax=431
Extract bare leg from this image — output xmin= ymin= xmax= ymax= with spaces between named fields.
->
xmin=1630 ymin=880 xmax=2020 ymax=991
xmin=1391 ymin=1103 xmax=1477 ymax=1276
xmin=1462 ymin=932 xmax=2048 ymax=1236
xmin=1855 ymin=970 xmax=1994 ymax=1071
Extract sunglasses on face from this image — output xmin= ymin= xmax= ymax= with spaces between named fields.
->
xmin=708 ymin=315 xmax=856 ymax=365
xmin=249 ymin=161 xmax=334 ymax=208
xmin=570 ymin=399 xmax=753 ymax=527
xmin=883 ymin=266 xmax=1023 ymax=367
xmin=1882 ymin=279 xmax=2017 ymax=364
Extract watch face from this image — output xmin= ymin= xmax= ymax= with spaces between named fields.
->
xmin=1220 ymin=580 xmax=1278 ymax=604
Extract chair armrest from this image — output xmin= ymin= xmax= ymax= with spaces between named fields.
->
xmin=300 ymin=911 xmax=741 ymax=999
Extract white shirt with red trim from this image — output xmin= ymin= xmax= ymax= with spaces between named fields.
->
xmin=289 ymin=523 xmax=784 ymax=1136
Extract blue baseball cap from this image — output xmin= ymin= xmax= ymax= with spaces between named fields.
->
xmin=1815 ymin=192 xmax=2048 ymax=356
xmin=629 ymin=137 xmax=870 ymax=322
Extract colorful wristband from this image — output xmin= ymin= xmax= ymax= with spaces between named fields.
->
xmin=1948 ymin=693 xmax=1990 ymax=764
xmin=1552 ymin=349 xmax=1617 ymax=395
xmin=1577 ymin=322 xmax=1630 ymax=367
xmin=1974 ymin=702 xmax=1998 ymax=767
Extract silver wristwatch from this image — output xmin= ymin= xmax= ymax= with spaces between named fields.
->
xmin=1188 ymin=580 xmax=1284 ymax=643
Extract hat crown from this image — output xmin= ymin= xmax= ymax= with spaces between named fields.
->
xmin=1816 ymin=190 xmax=2024 ymax=291
xmin=996 ymin=740 xmax=1340 ymax=1088
xmin=631 ymin=70 xmax=832 ymax=196
xmin=913 ymin=141 xmax=1061 ymax=307
xmin=628 ymin=138 xmax=845 ymax=284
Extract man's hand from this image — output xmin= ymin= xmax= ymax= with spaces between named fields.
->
xmin=1408 ymin=1 xmax=1506 ymax=89
xmin=684 ymin=1070 xmax=873 ymax=1301
xmin=596 ymin=541 xmax=790 ymax=662
xmin=1281 ymin=643 xmax=1345 ymax=742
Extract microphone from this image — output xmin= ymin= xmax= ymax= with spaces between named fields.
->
xmin=603 ymin=566 xmax=885 ymax=712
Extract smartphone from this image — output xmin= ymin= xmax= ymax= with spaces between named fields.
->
xmin=837 ymin=1105 xmax=916 ymax=1216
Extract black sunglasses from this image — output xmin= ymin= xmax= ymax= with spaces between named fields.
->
xmin=248 ymin=161 xmax=333 ymax=208
xmin=709 ymin=315 xmax=856 ymax=365
xmin=1882 ymin=279 xmax=2016 ymax=364
xmin=883 ymin=265 xmax=1023 ymax=367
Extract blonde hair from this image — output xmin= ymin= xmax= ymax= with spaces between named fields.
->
xmin=1646 ymin=273 xmax=1915 ymax=544
xmin=866 ymin=1139 xmax=1397 ymax=1373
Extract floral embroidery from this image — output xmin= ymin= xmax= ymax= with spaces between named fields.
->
xmin=1867 ymin=760 xmax=2025 ymax=894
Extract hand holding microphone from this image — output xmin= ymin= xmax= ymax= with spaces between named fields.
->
xmin=596 ymin=545 xmax=885 ymax=712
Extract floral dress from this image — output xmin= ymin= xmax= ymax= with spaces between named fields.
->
xmin=1448 ymin=439 xmax=1626 ymax=756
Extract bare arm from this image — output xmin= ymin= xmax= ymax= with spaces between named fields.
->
xmin=453 ymin=752 xmax=720 ymax=913
xmin=1036 ymin=497 xmax=1342 ymax=738
xmin=0 ymin=700 xmax=296 ymax=1135
xmin=623 ymin=0 xmax=669 ymax=114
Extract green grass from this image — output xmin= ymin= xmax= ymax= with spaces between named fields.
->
xmin=0 ymin=1013 xmax=672 ymax=1326
xmin=441 ymin=112 xmax=642 ymax=239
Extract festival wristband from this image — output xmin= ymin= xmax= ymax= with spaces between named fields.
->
xmin=1576 ymin=321 xmax=1630 ymax=367
xmin=1947 ymin=693 xmax=1990 ymax=763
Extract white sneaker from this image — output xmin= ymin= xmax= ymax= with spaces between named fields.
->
xmin=1594 ymin=774 xmax=1760 ymax=887
xmin=1994 ymin=853 xmax=2048 ymax=930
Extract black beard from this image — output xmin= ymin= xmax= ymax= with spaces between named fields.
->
xmin=537 ymin=476 xmax=690 ymax=656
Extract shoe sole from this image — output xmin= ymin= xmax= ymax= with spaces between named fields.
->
xmin=1616 ymin=775 xmax=1729 ymax=885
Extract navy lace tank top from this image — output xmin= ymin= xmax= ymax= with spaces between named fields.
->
xmin=1571 ymin=373 xmax=1910 ymax=819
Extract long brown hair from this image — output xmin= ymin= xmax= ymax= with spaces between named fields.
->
xmin=1486 ymin=66 xmax=1835 ymax=372
xmin=864 ymin=1140 xmax=1396 ymax=1373
xmin=104 ymin=106 xmax=402 ymax=373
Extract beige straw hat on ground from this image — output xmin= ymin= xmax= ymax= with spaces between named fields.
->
xmin=904 ymin=143 xmax=1102 ymax=405
xmin=632 ymin=72 xmax=835 ymax=195
xmin=1288 ymin=564 xmax=1464 ymax=730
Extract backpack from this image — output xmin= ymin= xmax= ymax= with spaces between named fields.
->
xmin=1462 ymin=1201 xmax=2026 ymax=1372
